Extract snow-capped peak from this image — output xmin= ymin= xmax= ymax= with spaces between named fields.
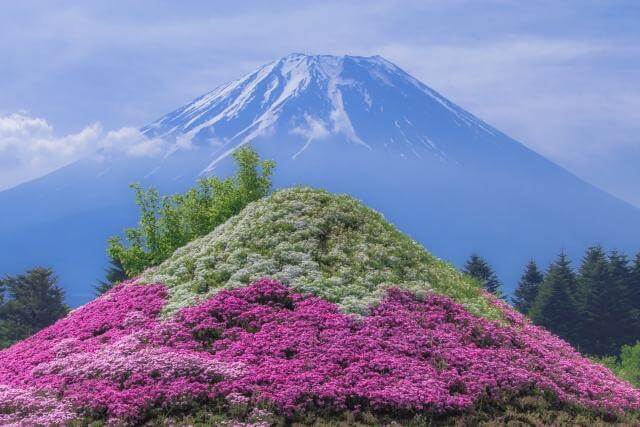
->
xmin=141 ymin=54 xmax=501 ymax=172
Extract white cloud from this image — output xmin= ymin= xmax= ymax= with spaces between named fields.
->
xmin=291 ymin=114 xmax=331 ymax=160
xmin=99 ymin=126 xmax=166 ymax=157
xmin=291 ymin=114 xmax=330 ymax=141
xmin=0 ymin=112 xmax=166 ymax=190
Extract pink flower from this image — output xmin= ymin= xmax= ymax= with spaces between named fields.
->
xmin=0 ymin=278 xmax=637 ymax=424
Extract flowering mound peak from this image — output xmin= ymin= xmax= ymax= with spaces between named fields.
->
xmin=0 ymin=279 xmax=638 ymax=425
xmin=142 ymin=187 xmax=503 ymax=319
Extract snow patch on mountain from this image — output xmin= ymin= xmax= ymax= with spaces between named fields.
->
xmin=291 ymin=114 xmax=330 ymax=159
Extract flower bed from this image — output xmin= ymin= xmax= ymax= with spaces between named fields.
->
xmin=0 ymin=279 xmax=638 ymax=425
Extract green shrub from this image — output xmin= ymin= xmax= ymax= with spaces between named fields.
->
xmin=108 ymin=146 xmax=275 ymax=276
xmin=595 ymin=342 xmax=640 ymax=387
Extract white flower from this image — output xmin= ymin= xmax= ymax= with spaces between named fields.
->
xmin=142 ymin=188 xmax=503 ymax=321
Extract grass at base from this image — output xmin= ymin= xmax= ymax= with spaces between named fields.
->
xmin=76 ymin=391 xmax=640 ymax=427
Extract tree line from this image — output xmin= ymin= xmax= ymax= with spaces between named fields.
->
xmin=464 ymin=248 xmax=640 ymax=357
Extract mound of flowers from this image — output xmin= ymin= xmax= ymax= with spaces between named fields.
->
xmin=142 ymin=187 xmax=503 ymax=320
xmin=0 ymin=279 xmax=638 ymax=425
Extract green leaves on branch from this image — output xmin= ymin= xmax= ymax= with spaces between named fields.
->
xmin=595 ymin=342 xmax=640 ymax=387
xmin=108 ymin=146 xmax=275 ymax=277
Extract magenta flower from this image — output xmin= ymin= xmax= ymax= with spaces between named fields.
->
xmin=0 ymin=278 xmax=637 ymax=424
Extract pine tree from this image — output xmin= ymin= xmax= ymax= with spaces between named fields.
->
xmin=463 ymin=254 xmax=503 ymax=297
xmin=0 ymin=267 xmax=69 ymax=347
xmin=529 ymin=253 xmax=578 ymax=342
xmin=95 ymin=256 xmax=129 ymax=296
xmin=575 ymin=246 xmax=613 ymax=355
xmin=631 ymin=252 xmax=640 ymax=319
xmin=513 ymin=260 xmax=544 ymax=314
xmin=608 ymin=250 xmax=634 ymax=351
xmin=0 ymin=280 xmax=6 ymax=348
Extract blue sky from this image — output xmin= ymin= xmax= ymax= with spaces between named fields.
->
xmin=1 ymin=1 xmax=639 ymax=206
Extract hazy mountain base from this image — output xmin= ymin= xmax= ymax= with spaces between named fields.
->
xmin=141 ymin=187 xmax=503 ymax=320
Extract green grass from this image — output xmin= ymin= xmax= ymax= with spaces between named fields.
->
xmin=77 ymin=392 xmax=639 ymax=426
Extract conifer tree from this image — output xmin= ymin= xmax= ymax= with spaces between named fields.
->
xmin=95 ymin=256 xmax=129 ymax=296
xmin=0 ymin=268 xmax=68 ymax=347
xmin=529 ymin=253 xmax=578 ymax=342
xmin=0 ymin=281 xmax=6 ymax=348
xmin=513 ymin=260 xmax=544 ymax=314
xmin=608 ymin=250 xmax=635 ymax=349
xmin=463 ymin=254 xmax=503 ymax=297
xmin=633 ymin=252 xmax=640 ymax=317
xmin=575 ymin=246 xmax=613 ymax=355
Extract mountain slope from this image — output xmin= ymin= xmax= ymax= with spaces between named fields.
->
xmin=1 ymin=53 xmax=639 ymax=305
xmin=0 ymin=189 xmax=638 ymax=425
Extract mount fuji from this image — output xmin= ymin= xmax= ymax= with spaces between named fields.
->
xmin=2 ymin=53 xmax=639 ymax=305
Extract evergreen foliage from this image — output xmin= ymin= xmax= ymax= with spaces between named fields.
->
xmin=107 ymin=146 xmax=275 ymax=276
xmin=574 ymin=246 xmax=614 ymax=355
xmin=523 ymin=248 xmax=640 ymax=358
xmin=95 ymin=256 xmax=129 ymax=296
xmin=528 ymin=253 xmax=578 ymax=343
xmin=607 ymin=250 xmax=634 ymax=348
xmin=463 ymin=254 xmax=503 ymax=297
xmin=570 ymin=248 xmax=639 ymax=356
xmin=0 ymin=267 xmax=68 ymax=348
xmin=0 ymin=281 xmax=6 ymax=349
xmin=512 ymin=260 xmax=543 ymax=314
xmin=633 ymin=252 xmax=640 ymax=317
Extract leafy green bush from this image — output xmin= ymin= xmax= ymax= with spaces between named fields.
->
xmin=108 ymin=146 xmax=275 ymax=276
xmin=596 ymin=342 xmax=640 ymax=388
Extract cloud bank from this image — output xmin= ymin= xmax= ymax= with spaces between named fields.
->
xmin=0 ymin=113 xmax=164 ymax=190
